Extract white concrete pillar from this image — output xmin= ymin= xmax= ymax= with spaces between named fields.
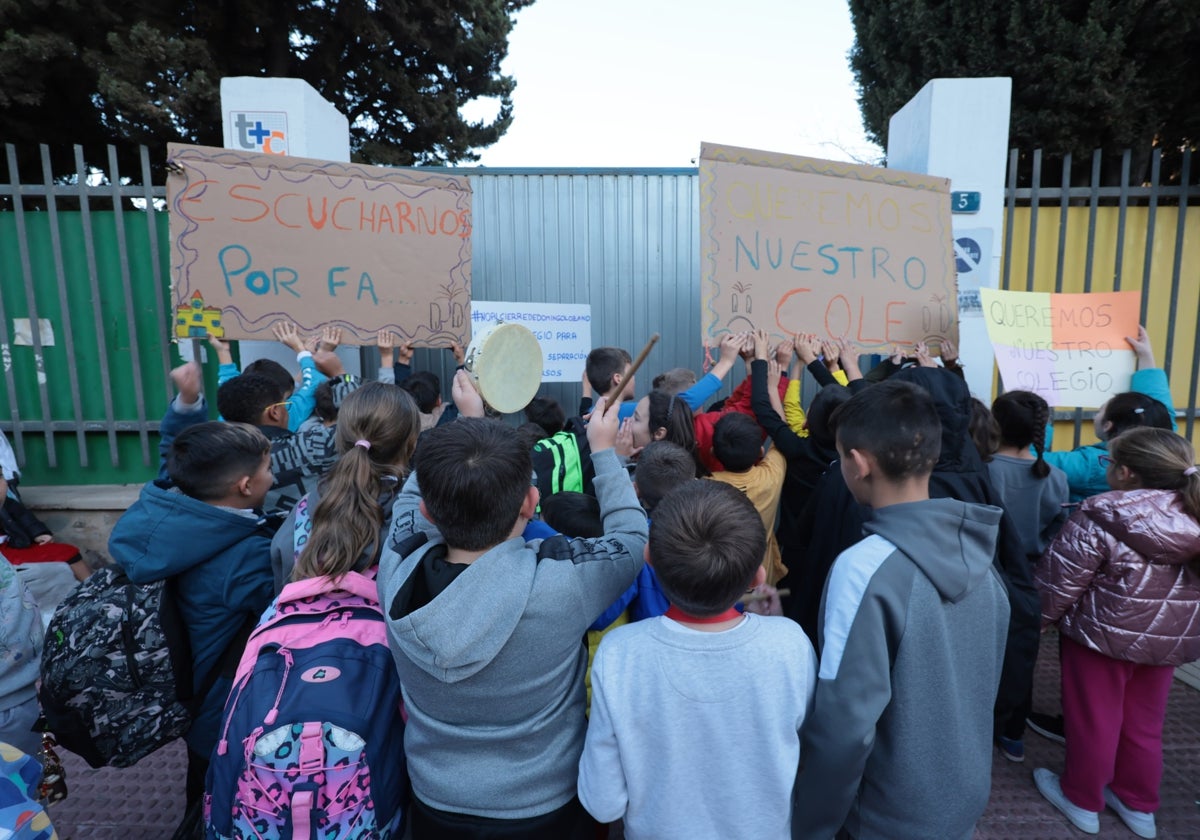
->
xmin=216 ymin=78 xmax=360 ymax=374
xmin=887 ymin=77 xmax=1012 ymax=399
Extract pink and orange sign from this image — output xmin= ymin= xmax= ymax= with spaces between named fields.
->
xmin=980 ymin=289 xmax=1142 ymax=407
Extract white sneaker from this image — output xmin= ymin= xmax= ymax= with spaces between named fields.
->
xmin=1104 ymin=787 xmax=1157 ymax=839
xmin=1033 ymin=767 xmax=1099 ymax=834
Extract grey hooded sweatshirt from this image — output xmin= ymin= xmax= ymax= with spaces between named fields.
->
xmin=377 ymin=448 xmax=647 ymax=820
xmin=793 ymin=498 xmax=1010 ymax=840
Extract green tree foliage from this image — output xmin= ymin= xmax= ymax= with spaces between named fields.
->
xmin=849 ymin=1 xmax=1200 ymax=169
xmin=0 ymin=0 xmax=533 ymax=178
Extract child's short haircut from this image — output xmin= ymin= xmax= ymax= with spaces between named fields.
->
xmin=634 ymin=441 xmax=696 ymax=514
xmin=648 ymin=481 xmax=766 ymax=616
xmin=586 ymin=347 xmax=632 ymax=395
xmin=515 ymin=422 xmax=548 ymax=451
xmin=414 ymin=418 xmax=532 ymax=551
xmin=400 ymin=371 xmax=441 ymax=414
xmin=167 ymin=422 xmax=271 ymax=502
xmin=243 ymin=358 xmax=295 ymax=397
xmin=540 ymin=491 xmax=603 ymax=538
xmin=711 ymin=413 xmax=762 ymax=473
xmin=524 ymin=396 xmax=566 ymax=437
xmin=313 ymin=379 xmax=338 ymax=424
xmin=652 ymin=367 xmax=698 ymax=394
xmin=834 ymin=380 xmax=941 ymax=480
xmin=806 ymin=385 xmax=851 ymax=449
xmin=217 ymin=374 xmax=286 ymax=425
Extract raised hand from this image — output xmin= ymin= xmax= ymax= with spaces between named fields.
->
xmin=271 ymin=321 xmax=305 ymax=352
xmin=169 ymin=361 xmax=203 ymax=404
xmin=319 ymin=326 xmax=343 ymax=352
xmin=451 ymin=369 xmax=485 ymax=417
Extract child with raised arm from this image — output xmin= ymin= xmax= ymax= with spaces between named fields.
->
xmin=792 ymin=380 xmax=1010 ymax=840
xmin=1033 ymin=428 xmax=1200 ymax=839
xmin=209 ymin=322 xmax=331 ymax=432
xmin=1044 ymin=326 xmax=1176 ymax=501
xmin=377 ymin=397 xmax=647 ymax=839
xmin=578 ymin=480 xmax=814 ymax=839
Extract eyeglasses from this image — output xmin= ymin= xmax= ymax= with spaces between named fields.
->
xmin=266 ymin=401 xmax=290 ymax=413
xmin=1098 ymin=454 xmax=1114 ymax=467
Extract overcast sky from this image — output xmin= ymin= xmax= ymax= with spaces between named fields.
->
xmin=460 ymin=0 xmax=882 ymax=168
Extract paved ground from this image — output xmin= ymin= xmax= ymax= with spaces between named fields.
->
xmin=44 ymin=631 xmax=1200 ymax=839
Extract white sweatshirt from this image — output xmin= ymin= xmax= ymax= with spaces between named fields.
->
xmin=578 ymin=613 xmax=816 ymax=840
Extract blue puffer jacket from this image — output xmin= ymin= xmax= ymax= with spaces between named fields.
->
xmin=1045 ymin=368 xmax=1176 ymax=502
xmin=108 ymin=480 xmax=273 ymax=757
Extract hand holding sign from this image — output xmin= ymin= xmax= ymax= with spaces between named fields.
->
xmin=980 ymin=289 xmax=1141 ymax=407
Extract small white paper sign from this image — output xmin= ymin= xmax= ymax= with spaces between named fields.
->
xmin=470 ymin=302 xmax=592 ymax=382
xmin=13 ymin=319 xmax=55 ymax=346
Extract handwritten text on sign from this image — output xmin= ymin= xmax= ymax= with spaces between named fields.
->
xmin=980 ymin=289 xmax=1141 ymax=407
xmin=166 ymin=144 xmax=472 ymax=345
xmin=700 ymin=143 xmax=957 ymax=351
xmin=470 ymin=302 xmax=592 ymax=382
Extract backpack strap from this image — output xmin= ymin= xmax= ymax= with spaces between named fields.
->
xmin=276 ymin=570 xmax=380 ymax=606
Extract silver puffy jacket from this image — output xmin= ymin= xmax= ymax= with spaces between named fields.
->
xmin=1036 ymin=488 xmax=1200 ymax=666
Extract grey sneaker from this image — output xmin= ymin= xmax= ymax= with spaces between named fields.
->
xmin=1034 ymin=768 xmax=1099 ymax=834
xmin=1104 ymin=787 xmax=1156 ymax=839
xmin=1027 ymin=712 xmax=1066 ymax=744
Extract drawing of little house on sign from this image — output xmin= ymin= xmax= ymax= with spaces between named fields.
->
xmin=166 ymin=144 xmax=472 ymax=346
xmin=699 ymin=143 xmax=957 ymax=352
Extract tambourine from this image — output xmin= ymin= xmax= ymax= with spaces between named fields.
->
xmin=463 ymin=321 xmax=543 ymax=414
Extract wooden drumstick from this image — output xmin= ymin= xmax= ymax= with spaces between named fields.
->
xmin=607 ymin=333 xmax=660 ymax=412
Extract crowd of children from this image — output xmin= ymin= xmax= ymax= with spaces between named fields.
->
xmin=1 ymin=319 xmax=1197 ymax=840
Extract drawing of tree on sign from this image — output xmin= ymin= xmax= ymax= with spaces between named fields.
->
xmin=430 ymin=282 xmax=468 ymax=333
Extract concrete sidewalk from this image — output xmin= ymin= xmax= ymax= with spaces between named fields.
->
xmin=43 ymin=631 xmax=1200 ymax=838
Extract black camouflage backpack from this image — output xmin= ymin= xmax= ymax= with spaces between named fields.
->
xmin=38 ymin=565 xmax=202 ymax=768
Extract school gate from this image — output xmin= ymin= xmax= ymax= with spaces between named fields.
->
xmin=1 ymin=144 xmax=1197 ymax=486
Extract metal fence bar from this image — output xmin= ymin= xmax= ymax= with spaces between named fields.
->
xmin=6 ymin=145 xmax=57 ymax=467
xmin=1054 ymin=154 xmax=1071 ymax=295
xmin=0 ymin=421 xmax=162 ymax=433
xmin=1163 ymin=149 xmax=1191 ymax=379
xmin=1076 ymin=150 xmax=1103 ymax=447
xmin=106 ymin=145 xmax=152 ymax=466
xmin=139 ymin=146 xmax=173 ymax=402
xmin=0 ymin=149 xmax=23 ymax=466
xmin=1002 ymin=149 xmax=1019 ymax=291
xmin=1112 ymin=150 xmax=1132 ymax=292
xmin=1006 ymin=184 xmax=1187 ymax=201
xmin=40 ymin=145 xmax=88 ymax=467
xmin=1188 ymin=316 xmax=1200 ymax=440
xmin=0 ymin=182 xmax=169 ymax=199
xmin=1024 ymin=150 xmax=1042 ymax=292
xmin=75 ymin=145 xmax=120 ymax=465
xmin=1138 ymin=150 xmax=1162 ymax=326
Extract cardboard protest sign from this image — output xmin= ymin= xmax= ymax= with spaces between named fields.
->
xmin=166 ymin=144 xmax=471 ymax=345
xmin=980 ymin=289 xmax=1141 ymax=407
xmin=469 ymin=302 xmax=592 ymax=381
xmin=700 ymin=143 xmax=957 ymax=351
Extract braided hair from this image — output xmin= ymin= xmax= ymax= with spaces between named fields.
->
xmin=992 ymin=390 xmax=1051 ymax=479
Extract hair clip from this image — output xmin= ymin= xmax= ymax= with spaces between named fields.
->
xmin=1133 ymin=407 xmax=1145 ymax=414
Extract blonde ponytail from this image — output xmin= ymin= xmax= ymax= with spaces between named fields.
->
xmin=1108 ymin=428 xmax=1200 ymax=523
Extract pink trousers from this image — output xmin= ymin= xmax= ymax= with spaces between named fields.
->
xmin=1059 ymin=635 xmax=1175 ymax=813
